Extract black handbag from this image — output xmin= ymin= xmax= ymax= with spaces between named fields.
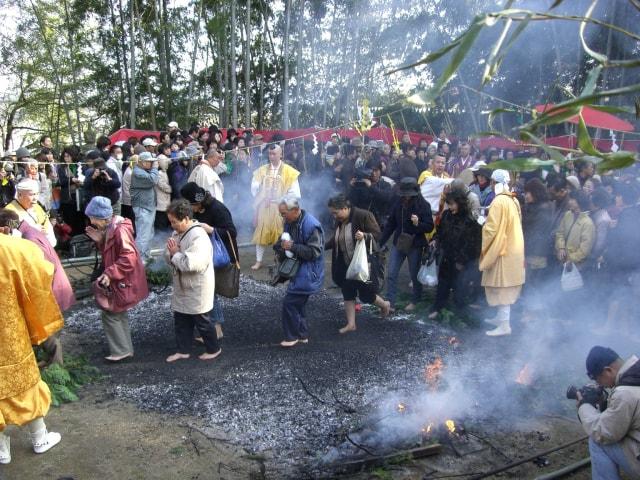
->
xmin=214 ymin=231 xmax=240 ymax=299
xmin=395 ymin=207 xmax=415 ymax=255
xmin=277 ymin=257 xmax=300 ymax=279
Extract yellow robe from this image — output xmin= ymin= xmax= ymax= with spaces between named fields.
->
xmin=251 ymin=163 xmax=300 ymax=246
xmin=0 ymin=234 xmax=64 ymax=429
xmin=479 ymin=193 xmax=525 ymax=306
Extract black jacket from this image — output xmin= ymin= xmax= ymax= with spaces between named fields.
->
xmin=193 ymin=197 xmax=239 ymax=263
xmin=604 ymin=205 xmax=640 ymax=274
xmin=523 ymin=200 xmax=554 ymax=258
xmin=379 ymin=195 xmax=433 ymax=249
xmin=347 ymin=180 xmax=394 ymax=227
xmin=435 ymin=210 xmax=481 ymax=266
xmin=83 ymin=167 xmax=121 ymax=205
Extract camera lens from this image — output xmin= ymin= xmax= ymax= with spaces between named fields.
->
xmin=566 ymin=386 xmax=578 ymax=400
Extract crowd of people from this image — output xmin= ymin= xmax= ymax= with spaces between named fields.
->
xmin=1 ymin=122 xmax=639 ymax=475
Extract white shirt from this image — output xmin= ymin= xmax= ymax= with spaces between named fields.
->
xmin=188 ymin=162 xmax=225 ymax=203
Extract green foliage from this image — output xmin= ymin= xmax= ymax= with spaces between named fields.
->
xmin=371 ymin=467 xmax=394 ymax=480
xmin=145 ymin=259 xmax=172 ymax=286
xmin=40 ymin=355 xmax=101 ymax=407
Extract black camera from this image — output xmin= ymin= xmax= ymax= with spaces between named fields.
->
xmin=567 ymin=384 xmax=608 ymax=410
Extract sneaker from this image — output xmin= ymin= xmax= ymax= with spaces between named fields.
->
xmin=298 ymin=338 xmax=309 ymax=344
xmin=32 ymin=430 xmax=61 ymax=454
xmin=485 ymin=323 xmax=512 ymax=337
xmin=0 ymin=436 xmax=10 ymax=464
xmin=280 ymin=339 xmax=299 ymax=348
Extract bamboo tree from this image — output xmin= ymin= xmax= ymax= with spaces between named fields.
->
xmin=258 ymin=12 xmax=266 ymax=129
xmin=134 ymin=0 xmax=156 ymax=130
xmin=244 ymin=0 xmax=252 ymax=127
xmin=186 ymin=0 xmax=204 ymax=121
xmin=293 ymin=0 xmax=304 ymax=128
xmin=282 ymin=0 xmax=292 ymax=129
xmin=153 ymin=0 xmax=171 ymax=121
xmin=129 ymin=0 xmax=136 ymax=128
xmin=230 ymin=0 xmax=238 ymax=127
xmin=107 ymin=0 xmax=126 ymax=127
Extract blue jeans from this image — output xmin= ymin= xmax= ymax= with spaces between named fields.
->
xmin=210 ymin=295 xmax=224 ymax=325
xmin=386 ymin=245 xmax=422 ymax=306
xmin=589 ymin=437 xmax=635 ymax=480
xmin=282 ymin=292 xmax=310 ymax=341
xmin=132 ymin=206 xmax=155 ymax=258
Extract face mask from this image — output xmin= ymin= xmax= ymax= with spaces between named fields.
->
xmin=115 ymin=153 xmax=123 ymax=161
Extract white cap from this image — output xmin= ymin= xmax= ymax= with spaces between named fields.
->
xmin=142 ymin=138 xmax=158 ymax=147
xmin=114 ymin=140 xmax=126 ymax=147
xmin=16 ymin=178 xmax=40 ymax=193
xmin=470 ymin=160 xmax=487 ymax=172
xmin=168 ymin=121 xmax=179 ymax=128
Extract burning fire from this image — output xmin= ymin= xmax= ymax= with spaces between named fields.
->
xmin=445 ymin=420 xmax=456 ymax=434
xmin=422 ymin=423 xmax=433 ymax=434
xmin=424 ymin=357 xmax=444 ymax=390
xmin=515 ymin=364 xmax=533 ymax=386
xmin=397 ymin=403 xmax=407 ymax=413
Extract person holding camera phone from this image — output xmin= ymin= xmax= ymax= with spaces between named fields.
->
xmin=577 ymin=346 xmax=640 ymax=479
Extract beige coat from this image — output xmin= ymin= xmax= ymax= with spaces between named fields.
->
xmin=579 ymin=356 xmax=640 ymax=477
xmin=480 ymin=193 xmax=525 ymax=288
xmin=155 ymin=170 xmax=172 ymax=212
xmin=164 ymin=222 xmax=214 ymax=315
xmin=554 ymin=211 xmax=595 ymax=267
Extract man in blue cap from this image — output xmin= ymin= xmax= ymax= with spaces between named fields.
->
xmin=577 ymin=346 xmax=640 ymax=479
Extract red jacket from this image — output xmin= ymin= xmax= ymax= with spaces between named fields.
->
xmin=101 ymin=217 xmax=149 ymax=311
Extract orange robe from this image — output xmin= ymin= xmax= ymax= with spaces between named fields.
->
xmin=0 ymin=234 xmax=64 ymax=429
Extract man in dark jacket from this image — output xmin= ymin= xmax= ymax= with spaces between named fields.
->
xmin=168 ymin=151 xmax=191 ymax=200
xmin=577 ymin=346 xmax=640 ymax=479
xmin=274 ymin=195 xmax=324 ymax=347
xmin=83 ymin=158 xmax=122 ymax=213
xmin=379 ymin=177 xmax=434 ymax=312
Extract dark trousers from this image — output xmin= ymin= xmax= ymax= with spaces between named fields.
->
xmin=121 ymin=204 xmax=136 ymax=235
xmin=174 ymin=311 xmax=219 ymax=354
xmin=433 ymin=260 xmax=465 ymax=311
xmin=282 ymin=293 xmax=310 ymax=341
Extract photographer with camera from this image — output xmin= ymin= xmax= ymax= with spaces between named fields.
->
xmin=576 ymin=346 xmax=640 ymax=479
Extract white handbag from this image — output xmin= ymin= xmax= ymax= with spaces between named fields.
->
xmin=561 ymin=262 xmax=583 ymax=292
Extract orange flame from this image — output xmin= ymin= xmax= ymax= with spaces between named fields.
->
xmin=515 ymin=364 xmax=533 ymax=386
xmin=424 ymin=357 xmax=444 ymax=390
xmin=445 ymin=420 xmax=456 ymax=434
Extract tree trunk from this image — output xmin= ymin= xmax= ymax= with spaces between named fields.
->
xmin=129 ymin=0 xmax=136 ymax=128
xmin=293 ymin=0 xmax=304 ymax=128
xmin=222 ymin=29 xmax=231 ymax=127
xmin=135 ymin=1 xmax=156 ymax=130
xmin=282 ymin=0 xmax=292 ymax=129
xmin=230 ymin=0 xmax=238 ymax=128
xmin=243 ymin=0 xmax=252 ymax=127
xmin=117 ymin=0 xmax=131 ymax=124
xmin=153 ymin=0 xmax=170 ymax=121
xmin=162 ymin=0 xmax=173 ymax=119
xmin=107 ymin=0 xmax=126 ymax=127
xmin=186 ymin=0 xmax=203 ymax=121
xmin=258 ymin=15 xmax=266 ymax=129
xmin=62 ymin=0 xmax=83 ymax=142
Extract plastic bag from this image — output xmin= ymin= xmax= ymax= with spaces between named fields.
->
xmin=346 ymin=239 xmax=369 ymax=282
xmin=418 ymin=261 xmax=438 ymax=287
xmin=561 ymin=262 xmax=583 ymax=292
xmin=212 ymin=231 xmax=231 ymax=268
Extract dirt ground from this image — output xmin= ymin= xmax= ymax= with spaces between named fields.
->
xmin=1 ymin=244 xmax=600 ymax=480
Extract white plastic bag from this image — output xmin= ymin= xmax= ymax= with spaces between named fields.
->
xmin=561 ymin=262 xmax=583 ymax=291
xmin=418 ymin=261 xmax=438 ymax=287
xmin=346 ymin=239 xmax=370 ymax=282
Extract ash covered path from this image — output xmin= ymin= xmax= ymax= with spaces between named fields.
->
xmin=60 ymin=275 xmax=452 ymax=478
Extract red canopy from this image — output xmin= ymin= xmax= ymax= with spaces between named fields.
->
xmin=535 ymin=104 xmax=635 ymax=132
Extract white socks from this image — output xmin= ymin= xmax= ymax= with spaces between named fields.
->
xmin=255 ymin=245 xmax=265 ymax=262
xmin=28 ymin=417 xmax=61 ymax=454
xmin=486 ymin=305 xmax=512 ymax=336
xmin=0 ymin=432 xmax=10 ymax=464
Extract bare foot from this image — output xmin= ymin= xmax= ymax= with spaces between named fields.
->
xmin=339 ymin=325 xmax=357 ymax=334
xmin=215 ymin=324 xmax=223 ymax=339
xmin=380 ymin=300 xmax=391 ymax=318
xmin=428 ymin=311 xmax=439 ymax=320
xmin=166 ymin=353 xmax=190 ymax=363
xmin=251 ymin=262 xmax=262 ymax=270
xmin=198 ymin=349 xmax=222 ymax=361
xmin=404 ymin=303 xmax=416 ymax=312
xmin=194 ymin=337 xmax=204 ymax=344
